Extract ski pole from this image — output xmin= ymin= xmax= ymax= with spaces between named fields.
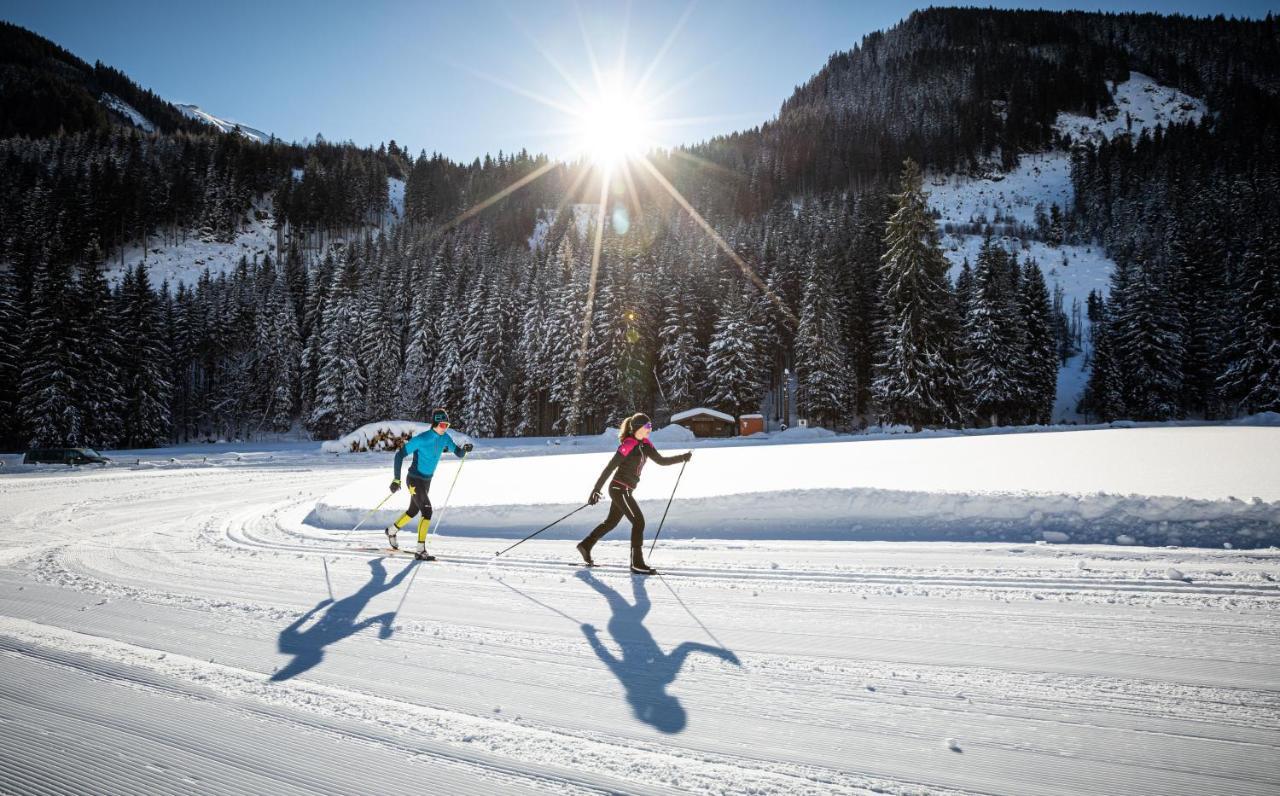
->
xmin=648 ymin=458 xmax=688 ymax=557
xmin=425 ymin=457 xmax=466 ymax=542
xmin=494 ymin=503 xmax=590 ymax=557
xmin=350 ymin=490 xmax=396 ymax=534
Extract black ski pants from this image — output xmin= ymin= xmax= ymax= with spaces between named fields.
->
xmin=583 ymin=483 xmax=646 ymax=558
xmin=405 ymin=475 xmax=433 ymax=519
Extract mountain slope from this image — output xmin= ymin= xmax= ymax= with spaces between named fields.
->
xmin=0 ymin=21 xmax=201 ymax=137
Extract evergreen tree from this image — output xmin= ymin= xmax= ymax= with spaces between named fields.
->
xmin=0 ymin=267 xmax=21 ymax=448
xmin=963 ymin=240 xmax=1023 ymax=426
xmin=1019 ymin=258 xmax=1059 ymax=424
xmin=873 ymin=159 xmax=963 ymax=430
xmin=117 ymin=263 xmax=173 ymax=447
xmin=307 ymin=255 xmax=366 ymax=438
xmin=74 ymin=251 xmax=124 ymax=447
xmin=795 ymin=253 xmax=852 ymax=428
xmin=703 ymin=289 xmax=760 ymax=419
xmin=253 ymin=265 xmax=302 ymax=432
xmin=19 ymin=259 xmax=85 ymax=446
xmin=1218 ymin=239 xmax=1280 ymax=414
xmin=1114 ymin=256 xmax=1184 ymax=420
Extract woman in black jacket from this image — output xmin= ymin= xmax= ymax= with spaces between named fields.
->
xmin=578 ymin=413 xmax=691 ymax=574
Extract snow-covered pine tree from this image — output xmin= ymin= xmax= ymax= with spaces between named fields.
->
xmin=1114 ymin=255 xmax=1184 ymax=420
xmin=117 ymin=263 xmax=173 ymax=447
xmin=360 ymin=260 xmax=402 ymax=423
xmin=19 ymin=258 xmax=85 ymax=446
xmin=460 ymin=259 xmax=512 ymax=437
xmin=0 ymin=266 xmax=21 ymax=447
xmin=511 ymin=255 xmax=553 ymax=435
xmin=1218 ymin=237 xmax=1280 ymax=414
xmin=873 ymin=159 xmax=964 ymax=431
xmin=253 ymin=265 xmax=302 ymax=433
xmin=1019 ymin=257 xmax=1058 ymax=424
xmin=703 ymin=288 xmax=761 ymax=419
xmin=75 ymin=251 xmax=125 ymax=448
xmin=307 ymin=253 xmax=366 ymax=439
xmin=963 ymin=239 xmax=1023 ymax=426
xmin=1081 ymin=291 xmax=1124 ymax=422
xmin=795 ymin=251 xmax=852 ymax=428
xmin=658 ymin=290 xmax=704 ymax=412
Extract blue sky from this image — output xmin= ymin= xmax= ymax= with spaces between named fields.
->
xmin=2 ymin=1 xmax=1274 ymax=161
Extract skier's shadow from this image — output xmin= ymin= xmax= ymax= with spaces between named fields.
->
xmin=271 ymin=558 xmax=416 ymax=682
xmin=576 ymin=570 xmax=740 ymax=734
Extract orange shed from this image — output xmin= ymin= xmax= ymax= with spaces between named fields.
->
xmin=739 ymin=413 xmax=765 ymax=436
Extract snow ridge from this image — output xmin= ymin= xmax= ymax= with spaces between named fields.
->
xmin=99 ymin=93 xmax=155 ymax=133
xmin=175 ymin=103 xmax=272 ymax=142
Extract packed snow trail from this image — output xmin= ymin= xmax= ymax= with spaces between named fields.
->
xmin=1 ymin=438 xmax=1279 ymax=794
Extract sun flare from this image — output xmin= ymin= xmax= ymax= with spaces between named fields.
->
xmin=576 ymin=87 xmax=652 ymax=170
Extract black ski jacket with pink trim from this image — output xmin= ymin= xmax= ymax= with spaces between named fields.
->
xmin=593 ymin=437 xmax=683 ymax=492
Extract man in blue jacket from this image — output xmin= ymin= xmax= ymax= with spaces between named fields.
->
xmin=385 ymin=408 xmax=472 ymax=560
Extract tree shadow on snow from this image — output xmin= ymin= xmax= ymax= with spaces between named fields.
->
xmin=576 ymin=569 xmax=740 ymax=734
xmin=271 ymin=558 xmax=416 ymax=681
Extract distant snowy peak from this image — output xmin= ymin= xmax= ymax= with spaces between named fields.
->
xmin=99 ymin=93 xmax=155 ymax=133
xmin=1055 ymin=72 xmax=1207 ymax=146
xmin=175 ymin=104 xmax=272 ymax=142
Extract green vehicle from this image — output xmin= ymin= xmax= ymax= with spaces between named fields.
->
xmin=23 ymin=448 xmax=111 ymax=466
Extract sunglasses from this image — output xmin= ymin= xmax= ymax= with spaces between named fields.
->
xmin=642 ymin=422 xmax=653 ymax=430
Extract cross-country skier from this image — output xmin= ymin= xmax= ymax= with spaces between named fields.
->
xmin=577 ymin=412 xmax=691 ymax=574
xmin=384 ymin=408 xmax=472 ymax=560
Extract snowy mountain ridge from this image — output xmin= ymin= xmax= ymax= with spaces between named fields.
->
xmin=175 ymin=103 xmax=272 ymax=143
xmin=98 ymin=92 xmax=155 ymax=133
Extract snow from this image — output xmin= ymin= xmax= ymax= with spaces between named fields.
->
xmin=99 ymin=92 xmax=154 ymax=132
xmin=1 ymin=426 xmax=1278 ymax=793
xmin=386 ymin=176 xmax=405 ymax=221
xmin=1054 ymin=72 xmax=1207 ymax=147
xmin=102 ymin=195 xmax=280 ymax=290
xmin=927 ymin=72 xmax=1207 ymax=419
xmin=310 ymin=426 xmax=1280 ymax=549
xmin=671 ymin=407 xmax=735 ymax=423
xmin=175 ymin=103 xmax=272 ymax=142
xmin=1053 ymin=354 xmax=1090 ymax=422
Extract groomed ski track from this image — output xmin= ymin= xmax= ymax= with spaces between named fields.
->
xmin=1 ymin=451 xmax=1278 ymax=795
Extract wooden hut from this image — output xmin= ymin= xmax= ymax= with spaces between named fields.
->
xmin=671 ymin=407 xmax=736 ymax=438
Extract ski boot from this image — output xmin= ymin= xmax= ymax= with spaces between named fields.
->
xmin=575 ymin=541 xmax=596 ymax=567
xmin=414 ymin=542 xmax=436 ymax=562
xmin=384 ymin=523 xmax=399 ymax=550
xmin=630 ymin=551 xmax=657 ymax=576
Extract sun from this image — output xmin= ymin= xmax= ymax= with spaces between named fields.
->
xmin=575 ymin=85 xmax=652 ymax=170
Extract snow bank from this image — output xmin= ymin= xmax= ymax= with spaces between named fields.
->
xmin=1232 ymin=412 xmax=1280 ymax=427
xmin=308 ymin=426 xmax=1280 ymax=548
xmin=598 ymin=424 xmax=696 ymax=445
xmin=776 ymin=425 xmax=836 ymax=440
xmin=320 ymin=421 xmax=472 ymax=454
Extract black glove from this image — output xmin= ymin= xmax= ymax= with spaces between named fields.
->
xmin=681 ymin=451 xmax=693 ymax=462
xmin=462 ymin=442 xmax=474 ymax=453
xmin=389 ymin=479 xmax=401 ymax=493
xmin=588 ymin=490 xmax=602 ymax=506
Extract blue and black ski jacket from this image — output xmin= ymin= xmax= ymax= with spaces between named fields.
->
xmin=394 ymin=428 xmax=465 ymax=480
